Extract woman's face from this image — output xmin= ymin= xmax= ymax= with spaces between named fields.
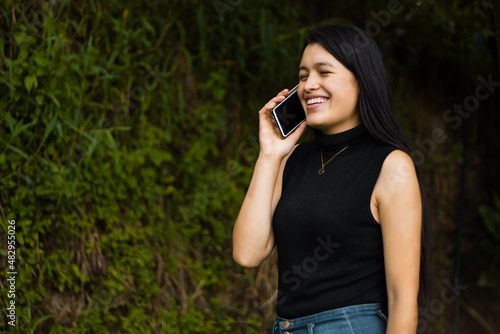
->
xmin=298 ymin=43 xmax=360 ymax=135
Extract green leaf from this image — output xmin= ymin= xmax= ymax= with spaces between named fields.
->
xmin=29 ymin=315 xmax=53 ymax=334
xmin=24 ymin=75 xmax=38 ymax=93
xmin=104 ymin=130 xmax=119 ymax=166
xmin=45 ymin=119 xmax=60 ymax=138
xmin=46 ymin=92 xmax=61 ymax=107
xmin=17 ymin=233 xmax=24 ymax=245
xmin=149 ymin=148 xmax=173 ymax=166
xmin=35 ymin=94 xmax=44 ymax=105
xmin=8 ymin=145 xmax=29 ymax=159
xmin=18 ymin=48 xmax=29 ymax=61
xmin=110 ymin=126 xmax=132 ymax=132
xmin=63 ymin=120 xmax=92 ymax=139
xmin=83 ymin=136 xmax=99 ymax=164
xmin=0 ymin=79 xmax=16 ymax=93
xmin=56 ymin=122 xmax=63 ymax=136
xmin=33 ymin=55 xmax=50 ymax=67
xmin=479 ymin=204 xmax=500 ymax=241
xmin=5 ymin=114 xmax=16 ymax=133
xmin=16 ymin=120 xmax=38 ymax=136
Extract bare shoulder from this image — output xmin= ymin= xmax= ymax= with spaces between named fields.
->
xmin=382 ymin=149 xmax=415 ymax=175
xmin=378 ymin=150 xmax=417 ymax=192
xmin=372 ymin=149 xmax=420 ymax=217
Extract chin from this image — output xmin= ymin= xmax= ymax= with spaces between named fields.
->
xmin=305 ymin=115 xmax=326 ymax=130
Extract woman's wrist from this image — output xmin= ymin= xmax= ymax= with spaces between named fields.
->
xmin=257 ymin=151 xmax=286 ymax=163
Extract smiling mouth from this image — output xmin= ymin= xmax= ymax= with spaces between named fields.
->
xmin=306 ymin=97 xmax=329 ymax=106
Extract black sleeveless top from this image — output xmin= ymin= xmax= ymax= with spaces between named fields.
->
xmin=272 ymin=125 xmax=396 ymax=319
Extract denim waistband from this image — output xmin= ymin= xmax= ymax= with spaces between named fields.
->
xmin=273 ymin=303 xmax=387 ymax=334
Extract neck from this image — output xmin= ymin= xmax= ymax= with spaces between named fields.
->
xmin=317 ymin=116 xmax=361 ymax=135
xmin=314 ymin=123 xmax=369 ymax=150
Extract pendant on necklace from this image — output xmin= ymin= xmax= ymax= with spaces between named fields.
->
xmin=318 ymin=167 xmax=325 ymax=175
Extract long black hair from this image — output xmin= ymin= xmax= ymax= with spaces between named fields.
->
xmin=303 ymin=23 xmax=431 ymax=310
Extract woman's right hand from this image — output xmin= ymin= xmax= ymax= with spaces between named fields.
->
xmin=258 ymin=89 xmax=308 ymax=159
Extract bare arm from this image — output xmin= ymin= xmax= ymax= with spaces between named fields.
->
xmin=232 ymin=89 xmax=307 ymax=268
xmin=372 ymin=150 xmax=422 ymax=333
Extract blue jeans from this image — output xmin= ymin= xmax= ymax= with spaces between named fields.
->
xmin=272 ymin=303 xmax=387 ymax=334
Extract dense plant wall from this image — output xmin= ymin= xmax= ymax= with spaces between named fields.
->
xmin=0 ymin=0 xmax=497 ymax=333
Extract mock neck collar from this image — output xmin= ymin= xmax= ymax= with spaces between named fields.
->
xmin=314 ymin=124 xmax=369 ymax=150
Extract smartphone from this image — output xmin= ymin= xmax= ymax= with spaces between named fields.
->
xmin=270 ymin=84 xmax=306 ymax=139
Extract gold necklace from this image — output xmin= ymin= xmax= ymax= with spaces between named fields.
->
xmin=318 ymin=146 xmax=348 ymax=175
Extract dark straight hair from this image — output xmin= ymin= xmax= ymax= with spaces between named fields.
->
xmin=303 ymin=23 xmax=431 ymax=310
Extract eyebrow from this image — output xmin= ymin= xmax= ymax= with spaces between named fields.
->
xmin=299 ymin=62 xmax=336 ymax=71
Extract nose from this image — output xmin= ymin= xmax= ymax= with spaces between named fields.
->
xmin=304 ymin=74 xmax=320 ymax=92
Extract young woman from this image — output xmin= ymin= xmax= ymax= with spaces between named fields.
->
xmin=233 ymin=23 xmax=429 ymax=334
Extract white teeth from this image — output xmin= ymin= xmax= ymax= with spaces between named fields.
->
xmin=307 ymin=98 xmax=328 ymax=105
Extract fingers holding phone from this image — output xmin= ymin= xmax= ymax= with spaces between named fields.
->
xmin=259 ymin=89 xmax=288 ymax=115
xmin=270 ymin=85 xmax=306 ymax=139
xmin=258 ymin=89 xmax=287 ymax=131
xmin=258 ymin=87 xmax=307 ymax=159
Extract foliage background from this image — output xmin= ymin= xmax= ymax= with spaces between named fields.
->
xmin=0 ymin=0 xmax=498 ymax=332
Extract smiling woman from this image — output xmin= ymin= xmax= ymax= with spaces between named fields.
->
xmin=298 ymin=43 xmax=360 ymax=135
xmin=232 ymin=23 xmax=430 ymax=334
